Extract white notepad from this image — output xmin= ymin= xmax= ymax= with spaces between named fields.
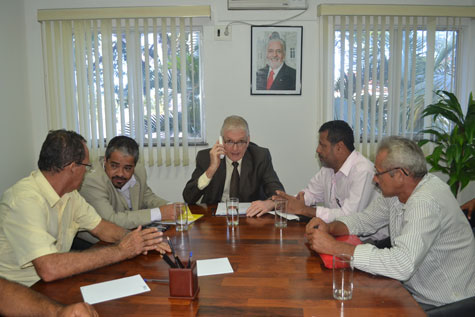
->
xmin=215 ymin=202 xmax=250 ymax=216
xmin=268 ymin=211 xmax=300 ymax=221
xmin=80 ymin=274 xmax=150 ymax=304
xmin=197 ymin=257 xmax=234 ymax=276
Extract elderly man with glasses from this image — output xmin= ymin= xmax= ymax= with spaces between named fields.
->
xmin=183 ymin=115 xmax=284 ymax=213
xmin=0 ymin=130 xmax=169 ymax=287
xmin=305 ymin=136 xmax=475 ymax=309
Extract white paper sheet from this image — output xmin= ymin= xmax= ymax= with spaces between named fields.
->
xmin=80 ymin=274 xmax=150 ymax=304
xmin=215 ymin=202 xmax=250 ymax=216
xmin=268 ymin=211 xmax=300 ymax=221
xmin=197 ymin=257 xmax=234 ymax=276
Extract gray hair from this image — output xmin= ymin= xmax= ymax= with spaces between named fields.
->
xmin=220 ymin=115 xmax=250 ymax=138
xmin=105 ymin=136 xmax=139 ymax=165
xmin=267 ymin=31 xmax=286 ymax=55
xmin=377 ymin=136 xmax=427 ymax=178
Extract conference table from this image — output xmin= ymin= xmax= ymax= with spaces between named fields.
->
xmin=32 ymin=204 xmax=425 ymax=316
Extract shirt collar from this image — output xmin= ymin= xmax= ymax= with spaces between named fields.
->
xmin=118 ymin=174 xmax=137 ymax=193
xmin=338 ymin=150 xmax=358 ymax=177
xmin=33 ymin=170 xmax=62 ymax=207
xmin=225 ymin=156 xmax=243 ymax=166
xmin=269 ymin=63 xmax=284 ymax=76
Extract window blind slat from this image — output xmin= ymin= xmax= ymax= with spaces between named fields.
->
xmin=354 ymin=16 xmax=362 ymax=152
xmin=170 ymin=18 xmax=180 ymax=166
xmin=362 ymin=16 xmax=370 ymax=156
xmin=370 ymin=16 xmax=378 ymax=152
xmin=180 ymin=17 xmax=189 ymax=166
xmin=161 ymin=18 xmax=172 ymax=166
xmin=143 ymin=18 xmax=154 ymax=166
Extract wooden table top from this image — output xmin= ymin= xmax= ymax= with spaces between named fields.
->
xmin=32 ymin=204 xmax=425 ymax=316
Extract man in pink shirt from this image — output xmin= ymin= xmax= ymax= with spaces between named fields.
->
xmin=270 ymin=120 xmax=387 ymax=240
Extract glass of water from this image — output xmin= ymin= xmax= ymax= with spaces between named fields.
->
xmin=226 ymin=197 xmax=239 ymax=227
xmin=274 ymin=199 xmax=288 ymax=228
xmin=332 ymin=254 xmax=354 ymax=300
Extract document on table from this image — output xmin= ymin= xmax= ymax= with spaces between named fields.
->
xmin=80 ymin=274 xmax=150 ymax=304
xmin=268 ymin=211 xmax=300 ymax=221
xmin=197 ymin=257 xmax=234 ymax=276
xmin=215 ymin=202 xmax=250 ymax=216
xmin=161 ymin=205 xmax=204 ymax=225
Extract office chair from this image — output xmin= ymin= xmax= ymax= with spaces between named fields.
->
xmin=426 ymin=296 xmax=475 ymax=317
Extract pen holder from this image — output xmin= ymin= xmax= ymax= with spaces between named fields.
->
xmin=168 ymin=261 xmax=199 ymax=299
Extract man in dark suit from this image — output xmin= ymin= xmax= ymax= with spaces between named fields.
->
xmin=256 ymin=31 xmax=296 ymax=91
xmin=183 ymin=115 xmax=284 ymax=214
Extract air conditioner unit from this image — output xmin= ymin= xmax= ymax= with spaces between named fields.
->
xmin=228 ymin=0 xmax=308 ymax=10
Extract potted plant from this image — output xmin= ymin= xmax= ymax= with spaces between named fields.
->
xmin=418 ymin=90 xmax=475 ymax=197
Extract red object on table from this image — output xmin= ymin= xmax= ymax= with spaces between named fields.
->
xmin=319 ymin=235 xmax=362 ymax=269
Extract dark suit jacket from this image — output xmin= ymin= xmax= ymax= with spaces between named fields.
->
xmin=256 ymin=63 xmax=296 ymax=90
xmin=182 ymin=143 xmax=284 ymax=204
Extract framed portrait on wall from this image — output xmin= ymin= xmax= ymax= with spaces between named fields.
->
xmin=251 ymin=25 xmax=303 ymax=95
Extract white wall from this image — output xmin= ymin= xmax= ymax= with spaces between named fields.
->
xmin=0 ymin=0 xmax=34 ymax=195
xmin=1 ymin=0 xmax=473 ymax=203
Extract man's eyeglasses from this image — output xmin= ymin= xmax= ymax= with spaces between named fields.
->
xmin=374 ymin=167 xmax=408 ymax=177
xmin=224 ymin=140 xmax=248 ymax=147
xmin=75 ymin=162 xmax=94 ymax=172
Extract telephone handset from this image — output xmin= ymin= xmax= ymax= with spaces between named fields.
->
xmin=219 ymin=136 xmax=225 ymax=159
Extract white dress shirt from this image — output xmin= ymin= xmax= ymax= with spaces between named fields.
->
xmin=302 ymin=151 xmax=377 ymax=217
xmin=339 ymin=174 xmax=475 ymax=306
xmin=118 ymin=175 xmax=162 ymax=221
xmin=197 ymin=157 xmax=242 ymax=202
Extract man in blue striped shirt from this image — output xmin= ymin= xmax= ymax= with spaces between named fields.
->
xmin=306 ymin=136 xmax=475 ymax=308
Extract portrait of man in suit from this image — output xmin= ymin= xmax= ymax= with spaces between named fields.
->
xmin=256 ymin=32 xmax=296 ymax=91
xmin=252 ymin=27 xmax=302 ymax=95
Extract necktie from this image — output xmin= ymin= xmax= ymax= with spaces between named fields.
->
xmin=229 ymin=162 xmax=240 ymax=198
xmin=266 ymin=70 xmax=274 ymax=90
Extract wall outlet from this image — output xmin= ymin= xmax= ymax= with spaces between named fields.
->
xmin=215 ymin=25 xmax=231 ymax=41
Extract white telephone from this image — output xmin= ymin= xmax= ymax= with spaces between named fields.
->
xmin=219 ymin=136 xmax=225 ymax=159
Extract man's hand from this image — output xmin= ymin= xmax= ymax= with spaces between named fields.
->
xmin=57 ymin=302 xmax=98 ymax=317
xmin=205 ymin=141 xmax=225 ymax=179
xmin=118 ymin=226 xmax=169 ymax=258
xmin=305 ymin=217 xmax=356 ymax=256
xmin=461 ymin=198 xmax=475 ymax=220
xmin=246 ymin=199 xmax=274 ymax=217
xmin=274 ymin=190 xmax=312 ymax=216
xmin=160 ymin=204 xmax=176 ymax=221
xmin=306 ymin=217 xmax=329 ymax=234
xmin=305 ymin=226 xmax=347 ymax=256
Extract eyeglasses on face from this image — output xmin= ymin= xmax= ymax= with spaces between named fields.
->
xmin=223 ymin=140 xmax=248 ymax=147
xmin=374 ymin=167 xmax=408 ymax=177
xmin=75 ymin=162 xmax=94 ymax=172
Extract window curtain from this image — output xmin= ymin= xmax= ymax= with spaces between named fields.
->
xmin=317 ymin=5 xmax=475 ymax=159
xmin=38 ymin=6 xmax=210 ymax=166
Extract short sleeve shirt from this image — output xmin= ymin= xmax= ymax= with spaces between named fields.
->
xmin=0 ymin=170 xmax=101 ymax=286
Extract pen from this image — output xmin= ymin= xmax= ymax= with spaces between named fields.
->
xmin=187 ymin=251 xmax=193 ymax=268
xmin=162 ymin=253 xmax=177 ymax=268
xmin=336 ymin=198 xmax=342 ymax=208
xmin=143 ymin=278 xmax=169 ymax=283
xmin=167 ymin=236 xmax=183 ymax=268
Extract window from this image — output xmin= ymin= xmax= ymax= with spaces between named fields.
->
xmin=318 ymin=5 xmax=474 ymax=158
xmin=38 ymin=6 xmax=210 ymax=166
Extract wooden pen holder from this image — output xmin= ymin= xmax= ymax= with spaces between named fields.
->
xmin=168 ymin=261 xmax=199 ymax=299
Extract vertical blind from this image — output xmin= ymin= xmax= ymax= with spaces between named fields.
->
xmin=318 ymin=5 xmax=475 ymax=159
xmin=38 ymin=6 xmax=210 ymax=166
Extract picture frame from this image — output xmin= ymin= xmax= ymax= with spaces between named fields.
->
xmin=251 ymin=25 xmax=303 ymax=95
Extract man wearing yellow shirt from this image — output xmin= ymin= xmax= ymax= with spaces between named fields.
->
xmin=0 ymin=130 xmax=170 ymax=286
